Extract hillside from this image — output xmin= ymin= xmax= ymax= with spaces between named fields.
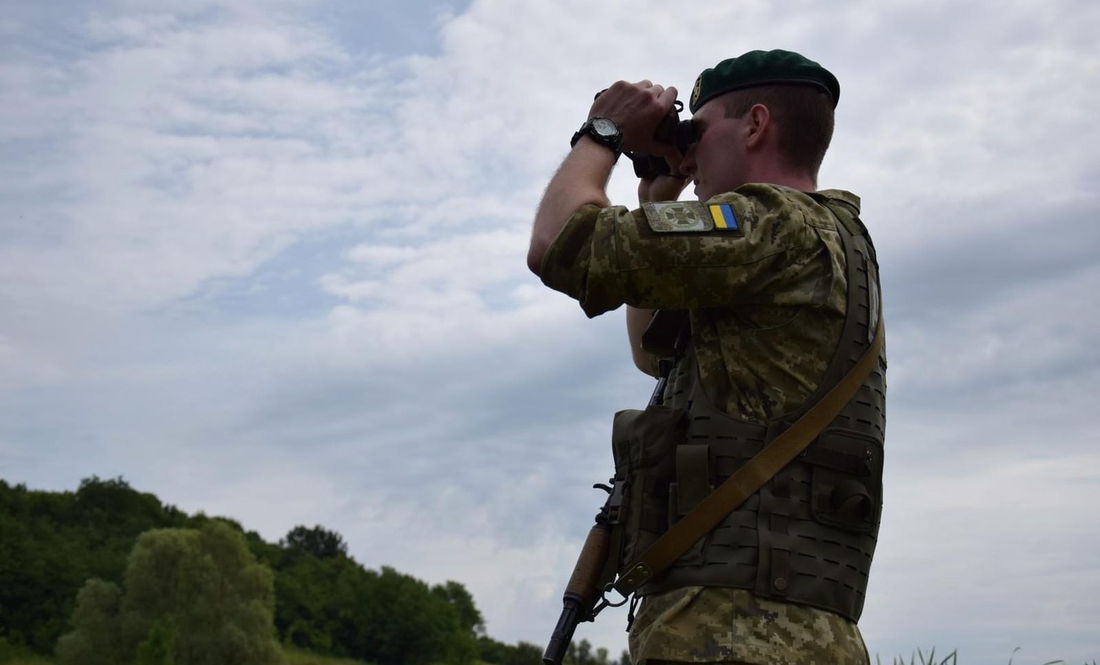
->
xmin=0 ymin=477 xmax=608 ymax=665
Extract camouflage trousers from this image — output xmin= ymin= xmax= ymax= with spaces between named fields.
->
xmin=628 ymin=587 xmax=870 ymax=665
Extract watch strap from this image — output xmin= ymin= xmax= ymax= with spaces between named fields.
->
xmin=570 ymin=117 xmax=623 ymax=157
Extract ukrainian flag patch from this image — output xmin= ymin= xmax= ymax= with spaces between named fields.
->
xmin=709 ymin=203 xmax=739 ymax=231
xmin=641 ymin=201 xmax=745 ymax=235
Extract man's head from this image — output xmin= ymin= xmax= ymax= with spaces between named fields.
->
xmin=680 ymin=50 xmax=839 ymax=199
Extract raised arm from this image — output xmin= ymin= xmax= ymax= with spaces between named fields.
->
xmin=527 ymin=140 xmax=615 ymax=275
xmin=528 ymin=80 xmax=679 ymax=276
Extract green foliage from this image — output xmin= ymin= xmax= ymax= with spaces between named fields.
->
xmin=562 ymin=639 xmax=628 ymax=665
xmin=56 ymin=521 xmax=280 ymax=665
xmin=135 ymin=619 xmax=175 ymax=665
xmin=282 ymin=646 xmax=373 ymax=665
xmin=0 ymin=636 xmax=53 ymax=665
xmin=130 ymin=522 xmax=280 ymax=665
xmin=0 ymin=477 xmax=188 ymax=653
xmin=432 ymin=581 xmax=485 ymax=636
xmin=0 ymin=637 xmax=23 ymax=664
xmin=475 ymin=638 xmax=629 ymax=665
xmin=476 ymin=636 xmax=543 ymax=665
xmin=281 ymin=526 xmax=348 ymax=560
xmin=54 ymin=579 xmax=123 ymax=665
xmin=0 ymin=478 xmax=540 ymax=665
xmin=271 ymin=532 xmax=480 ymax=665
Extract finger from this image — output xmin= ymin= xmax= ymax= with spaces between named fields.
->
xmin=664 ymin=154 xmax=687 ymax=178
xmin=631 ymin=79 xmax=653 ymax=88
xmin=657 ymin=85 xmax=678 ymax=109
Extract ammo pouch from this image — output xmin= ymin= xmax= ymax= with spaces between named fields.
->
xmin=610 ymin=405 xmax=686 ymax=566
xmin=806 ymin=428 xmax=883 ymax=533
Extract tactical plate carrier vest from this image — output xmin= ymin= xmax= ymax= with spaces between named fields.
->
xmin=637 ymin=196 xmax=886 ymax=623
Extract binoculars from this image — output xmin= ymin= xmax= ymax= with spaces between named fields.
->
xmin=628 ymin=100 xmax=694 ymax=179
xmin=592 ymin=88 xmax=694 ymax=180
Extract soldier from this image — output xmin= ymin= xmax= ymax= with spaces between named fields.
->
xmin=528 ymin=50 xmax=886 ymax=665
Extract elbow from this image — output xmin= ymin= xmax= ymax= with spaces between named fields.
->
xmin=631 ymin=347 xmax=660 ymax=378
xmin=527 ymin=232 xmax=551 ymax=277
xmin=528 ymin=211 xmax=555 ymax=277
xmin=527 ymin=246 xmax=544 ymax=277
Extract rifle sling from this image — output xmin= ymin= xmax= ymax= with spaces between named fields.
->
xmin=611 ymin=317 xmax=884 ymax=597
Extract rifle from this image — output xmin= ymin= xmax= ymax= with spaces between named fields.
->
xmin=543 ymin=313 xmax=684 ymax=665
xmin=541 ymin=476 xmax=626 ymax=665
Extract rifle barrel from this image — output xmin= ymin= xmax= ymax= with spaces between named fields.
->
xmin=542 ymin=595 xmax=584 ymax=665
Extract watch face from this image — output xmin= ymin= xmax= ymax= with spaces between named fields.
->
xmin=591 ymin=117 xmax=618 ymax=137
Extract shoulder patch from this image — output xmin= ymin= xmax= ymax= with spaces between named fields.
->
xmin=642 ymin=201 xmax=742 ymax=234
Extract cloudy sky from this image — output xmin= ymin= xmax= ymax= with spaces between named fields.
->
xmin=2 ymin=0 xmax=1098 ymax=662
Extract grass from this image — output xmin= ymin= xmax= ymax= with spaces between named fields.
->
xmin=1 ymin=645 xmax=1094 ymax=665
xmin=876 ymin=647 xmax=1097 ymax=665
xmin=877 ymin=648 xmax=960 ymax=665
xmin=0 ymin=645 xmax=373 ymax=665
xmin=283 ymin=646 xmax=373 ymax=665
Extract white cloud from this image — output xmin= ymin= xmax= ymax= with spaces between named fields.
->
xmin=2 ymin=0 xmax=1099 ymax=663
xmin=865 ymin=453 xmax=1100 ymax=658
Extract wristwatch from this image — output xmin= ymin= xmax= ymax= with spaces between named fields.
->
xmin=570 ymin=116 xmax=623 ymax=158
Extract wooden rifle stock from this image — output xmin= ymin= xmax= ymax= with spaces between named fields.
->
xmin=542 ymin=515 xmax=612 ymax=665
xmin=544 ymin=317 xmax=682 ymax=665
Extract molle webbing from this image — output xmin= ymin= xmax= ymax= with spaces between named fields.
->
xmin=637 ymin=198 xmax=886 ymax=623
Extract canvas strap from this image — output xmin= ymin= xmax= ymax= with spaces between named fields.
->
xmin=611 ymin=316 xmax=884 ymax=597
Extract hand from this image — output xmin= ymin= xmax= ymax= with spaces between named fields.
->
xmin=638 ymin=168 xmax=690 ymax=203
xmin=589 ymin=80 xmax=679 ymax=157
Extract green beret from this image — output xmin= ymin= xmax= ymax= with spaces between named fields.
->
xmin=689 ymin=49 xmax=840 ymax=113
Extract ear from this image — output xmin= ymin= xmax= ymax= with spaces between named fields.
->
xmin=743 ymin=103 xmax=771 ymax=150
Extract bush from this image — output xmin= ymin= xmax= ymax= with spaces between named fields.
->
xmin=54 ymin=579 xmax=123 ymax=665
xmin=56 ymin=521 xmax=281 ymax=665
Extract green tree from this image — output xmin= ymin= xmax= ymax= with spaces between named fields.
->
xmin=273 ymin=548 xmax=483 ymax=665
xmin=54 ymin=579 xmax=124 ymax=665
xmin=565 ymin=639 xmax=611 ymax=665
xmin=477 ymin=636 xmax=543 ymax=665
xmin=57 ymin=520 xmax=280 ymax=665
xmin=6 ymin=478 xmax=507 ymax=665
xmin=280 ymin=526 xmax=347 ymax=560
xmin=431 ymin=580 xmax=484 ymax=636
xmin=357 ymin=566 xmax=457 ymax=665
xmin=1 ymin=477 xmax=188 ymax=654
xmin=125 ymin=521 xmax=280 ymax=665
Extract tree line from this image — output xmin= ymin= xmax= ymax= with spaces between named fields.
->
xmin=0 ymin=477 xmax=627 ymax=665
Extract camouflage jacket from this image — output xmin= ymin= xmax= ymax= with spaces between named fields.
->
xmin=540 ymin=184 xmax=872 ymax=665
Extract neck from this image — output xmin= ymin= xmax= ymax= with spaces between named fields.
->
xmin=744 ymin=158 xmax=816 ymax=192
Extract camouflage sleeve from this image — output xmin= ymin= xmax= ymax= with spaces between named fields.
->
xmin=539 ymin=184 xmax=825 ymax=318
